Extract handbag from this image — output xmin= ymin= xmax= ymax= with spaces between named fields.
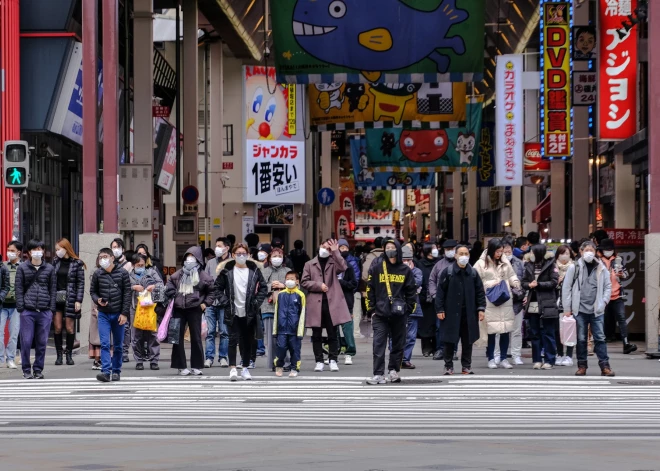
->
xmin=527 ymin=301 xmax=539 ymax=314
xmin=133 ymin=302 xmax=157 ymax=331
xmin=152 ymin=283 xmax=166 ymax=303
xmin=56 ymin=290 xmax=67 ymax=304
xmin=486 ymin=280 xmax=510 ymax=307
xmin=382 ymin=261 xmax=407 ymax=317
xmin=156 ymin=300 xmax=175 ymax=342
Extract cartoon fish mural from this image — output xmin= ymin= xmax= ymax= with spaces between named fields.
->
xmin=291 ymin=0 xmax=469 ymax=82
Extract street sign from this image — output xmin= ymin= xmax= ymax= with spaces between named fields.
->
xmin=181 ymin=185 xmax=199 ymax=204
xmin=317 ymin=188 xmax=335 ymax=206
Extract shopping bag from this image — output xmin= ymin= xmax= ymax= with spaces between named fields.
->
xmin=201 ymin=316 xmax=208 ymax=340
xmin=560 ymin=315 xmax=577 ymax=347
xmin=167 ymin=318 xmax=182 ymax=345
xmin=134 ymin=302 xmax=158 ymax=332
xmin=156 ymin=300 xmax=174 ymax=342
xmin=139 ymin=291 xmax=154 ymax=307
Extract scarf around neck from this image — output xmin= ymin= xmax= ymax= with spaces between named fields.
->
xmin=179 ymin=264 xmax=200 ymax=295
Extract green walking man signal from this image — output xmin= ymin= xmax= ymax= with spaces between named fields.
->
xmin=2 ymin=140 xmax=30 ymax=189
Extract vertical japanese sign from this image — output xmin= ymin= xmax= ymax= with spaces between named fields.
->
xmin=598 ymin=0 xmax=637 ymax=140
xmin=495 ymin=54 xmax=523 ymax=186
xmin=244 ymin=66 xmax=306 ymax=203
xmin=541 ymin=2 xmax=573 ymax=159
xmin=477 ymin=122 xmax=496 ymax=188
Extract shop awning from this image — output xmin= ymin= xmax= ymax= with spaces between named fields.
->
xmin=532 ymin=194 xmax=551 ymax=224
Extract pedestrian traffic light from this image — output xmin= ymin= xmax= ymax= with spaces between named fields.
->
xmin=3 ymin=140 xmax=30 ymax=189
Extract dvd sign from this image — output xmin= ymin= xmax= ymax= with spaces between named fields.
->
xmin=524 ymin=143 xmax=550 ymax=171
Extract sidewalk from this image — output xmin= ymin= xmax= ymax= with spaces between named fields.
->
xmin=1 ymin=320 xmax=658 ymax=380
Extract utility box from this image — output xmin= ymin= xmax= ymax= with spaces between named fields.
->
xmin=119 ymin=165 xmax=153 ymax=231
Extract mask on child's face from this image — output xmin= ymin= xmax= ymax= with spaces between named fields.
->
xmin=285 ymin=280 xmax=297 ymax=289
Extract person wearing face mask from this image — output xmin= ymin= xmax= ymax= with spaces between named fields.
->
xmin=428 ymin=239 xmax=459 ymax=360
xmin=598 ymin=239 xmax=636 ymax=354
xmin=1 ymin=241 xmax=22 ymax=370
xmin=15 ymin=240 xmax=57 ymax=379
xmin=203 ymin=237 xmax=233 ymax=368
xmin=110 ymin=238 xmax=132 ymax=363
xmin=399 ymin=246 xmax=424 ymax=369
xmin=337 ymin=240 xmax=358 ymax=365
xmin=562 ymin=241 xmax=614 ymax=376
xmin=165 ymin=247 xmax=215 ymax=376
xmin=498 ymin=240 xmax=525 ymax=365
xmin=136 ymin=243 xmax=163 ymax=277
xmin=273 ymin=271 xmax=306 ymax=377
xmin=259 ymin=247 xmax=291 ymax=371
xmin=251 ymin=244 xmax=273 ymax=362
xmin=436 ymin=245 xmax=486 ymax=375
xmin=554 ymin=245 xmax=575 ymax=366
xmin=302 ymin=239 xmax=352 ymax=373
xmin=214 ymin=244 xmax=268 ymax=381
xmin=52 ymin=238 xmax=86 ymax=366
xmin=271 ymin=238 xmax=295 ymax=270
xmin=129 ymin=254 xmax=164 ymax=370
xmin=416 ymin=243 xmax=440 ymax=358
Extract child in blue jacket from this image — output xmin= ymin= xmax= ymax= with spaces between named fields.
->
xmin=273 ymin=271 xmax=306 ymax=377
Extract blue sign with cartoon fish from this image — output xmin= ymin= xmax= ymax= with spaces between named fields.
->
xmin=272 ymin=0 xmax=486 ymax=84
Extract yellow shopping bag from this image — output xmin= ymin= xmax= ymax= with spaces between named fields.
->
xmin=134 ymin=302 xmax=158 ymax=332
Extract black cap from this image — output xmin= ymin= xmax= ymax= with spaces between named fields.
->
xmin=599 ymin=238 xmax=615 ymax=251
xmin=442 ymin=239 xmax=458 ymax=249
xmin=258 ymin=243 xmax=272 ymax=255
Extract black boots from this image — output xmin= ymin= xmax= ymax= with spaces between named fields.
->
xmin=54 ymin=333 xmax=63 ymax=365
xmin=56 ymin=333 xmax=76 ymax=365
xmin=623 ymin=338 xmax=638 ymax=354
xmin=65 ymin=333 xmax=75 ymax=365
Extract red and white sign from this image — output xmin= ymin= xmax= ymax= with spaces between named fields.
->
xmin=598 ymin=0 xmax=637 ymax=140
xmin=334 ymin=210 xmax=352 ymax=239
xmin=524 ymin=143 xmax=550 ymax=171
xmin=495 ymin=54 xmax=523 ymax=186
xmin=152 ymin=105 xmax=171 ymax=118
xmin=157 ymin=127 xmax=178 ymax=192
xmin=222 ymin=162 xmax=234 ymax=170
xmin=245 ymin=140 xmax=305 ymax=203
xmin=603 ymin=228 xmax=648 ymax=247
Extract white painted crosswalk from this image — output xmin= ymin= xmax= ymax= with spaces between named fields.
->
xmin=1 ymin=375 xmax=659 ymax=438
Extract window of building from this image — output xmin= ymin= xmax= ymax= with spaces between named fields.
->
xmin=223 ymin=124 xmax=233 ymax=156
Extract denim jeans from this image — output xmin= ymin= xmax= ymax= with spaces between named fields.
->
xmin=98 ymin=312 xmax=125 ymax=375
xmin=204 ymin=306 xmax=228 ymax=362
xmin=486 ymin=333 xmax=509 ymax=361
xmin=528 ymin=316 xmax=558 ymax=365
xmin=576 ymin=313 xmax=609 ymax=369
xmin=403 ymin=317 xmax=419 ymax=362
xmin=0 ymin=308 xmax=20 ymax=362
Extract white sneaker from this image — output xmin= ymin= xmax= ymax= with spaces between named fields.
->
xmin=500 ymin=359 xmax=514 ymax=369
xmin=314 ymin=362 xmax=324 ymax=372
xmin=229 ymin=368 xmax=238 ymax=381
xmin=6 ymin=360 xmax=17 ymax=369
xmin=241 ymin=368 xmax=252 ymax=381
xmin=495 ymin=357 xmax=502 ymax=366
xmin=179 ymin=368 xmax=191 ymax=376
xmin=533 ymin=362 xmax=542 ymax=370
xmin=513 ymin=357 xmax=524 ymax=365
xmin=554 ymin=356 xmax=565 ymax=366
xmin=488 ymin=359 xmax=498 ymax=369
xmin=561 ymin=356 xmax=574 ymax=367
xmin=289 ymin=370 xmax=298 ymax=378
xmin=191 ymin=368 xmax=203 ymax=376
xmin=388 ymin=369 xmax=401 ymax=383
xmin=366 ymin=375 xmax=386 ymax=385
xmin=204 ymin=359 xmax=212 ymax=368
xmin=344 ymin=355 xmax=353 ymax=365
xmin=329 ymin=360 xmax=339 ymax=372
xmin=541 ymin=363 xmax=554 ymax=370
xmin=219 ymin=358 xmax=229 ymax=368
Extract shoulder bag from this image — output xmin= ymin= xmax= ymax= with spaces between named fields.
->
xmin=383 ymin=261 xmax=407 ymax=317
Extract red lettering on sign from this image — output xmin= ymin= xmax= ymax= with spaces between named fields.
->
xmin=547 ymin=69 xmax=567 ymax=88
xmin=546 ymin=48 xmax=567 ymax=68
xmin=547 ymin=27 xmax=567 ymax=47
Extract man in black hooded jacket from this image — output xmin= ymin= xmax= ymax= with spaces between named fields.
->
xmin=365 ymin=239 xmax=417 ymax=385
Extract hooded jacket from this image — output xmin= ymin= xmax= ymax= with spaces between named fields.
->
xmin=53 ymin=257 xmax=86 ymax=318
xmin=165 ymin=246 xmax=215 ymax=311
xmin=215 ymin=259 xmax=268 ymax=327
xmin=365 ymin=240 xmax=418 ymax=318
xmin=474 ymin=250 xmax=521 ymax=335
xmin=561 ymin=257 xmax=612 ymax=317
xmin=16 ymin=261 xmax=57 ymax=313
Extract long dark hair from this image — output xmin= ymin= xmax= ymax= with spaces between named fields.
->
xmin=531 ymin=244 xmax=547 ymax=265
xmin=486 ymin=238 xmax=503 ymax=266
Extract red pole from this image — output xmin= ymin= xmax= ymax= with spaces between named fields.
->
xmin=102 ymin=0 xmax=119 ymax=234
xmin=82 ymin=0 xmax=98 ymax=233
xmin=650 ymin=2 xmax=660 ymax=232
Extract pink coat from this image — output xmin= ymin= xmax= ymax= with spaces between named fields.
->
xmin=301 ymin=249 xmax=352 ymax=328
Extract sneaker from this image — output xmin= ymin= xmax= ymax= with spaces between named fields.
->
xmin=191 ymin=368 xmax=203 ymax=376
xmin=275 ymin=367 xmax=284 ymax=377
xmin=111 ymin=373 xmax=120 ymax=381
xmin=443 ymin=367 xmax=454 ymax=375
xmin=314 ymin=362 xmax=324 ymax=372
xmin=494 ymin=357 xmax=502 ymax=366
xmin=561 ymin=357 xmax=574 ymax=367
xmin=96 ymin=373 xmax=110 ymax=382
xmin=33 ymin=371 xmax=44 ymax=379
xmin=289 ymin=370 xmax=298 ymax=378
xmin=122 ymin=355 xmax=129 ymax=363
xmin=432 ymin=350 xmax=443 ymax=361
xmin=135 ymin=363 xmax=144 ymax=371
xmin=229 ymin=368 xmax=238 ymax=381
xmin=241 ymin=368 xmax=252 ymax=381
xmin=248 ymin=360 xmax=255 ymax=369
xmin=366 ymin=375 xmax=386 ymax=385
xmin=541 ymin=363 xmax=553 ymax=370
xmin=344 ymin=355 xmax=353 ymax=365
xmin=219 ymin=358 xmax=229 ymax=368
xmin=329 ymin=360 xmax=339 ymax=372
xmin=487 ymin=359 xmax=498 ymax=369
xmin=204 ymin=359 xmax=213 ymax=368
xmin=150 ymin=363 xmax=160 ymax=370
xmin=388 ymin=370 xmax=401 ymax=383
xmin=500 ymin=359 xmax=513 ymax=369
xmin=461 ymin=367 xmax=474 ymax=375
xmin=533 ymin=362 xmax=542 ymax=370
xmin=179 ymin=368 xmax=191 ymax=376
xmin=92 ymin=361 xmax=101 ymax=370
xmin=554 ymin=356 xmax=565 ymax=366
xmin=401 ymin=361 xmax=416 ymax=369
xmin=324 ymin=358 xmax=330 ymax=365
xmin=601 ymin=367 xmax=615 ymax=377
xmin=23 ymin=372 xmax=33 ymax=380
xmin=6 ymin=360 xmax=17 ymax=369
xmin=513 ymin=357 xmax=524 ymax=365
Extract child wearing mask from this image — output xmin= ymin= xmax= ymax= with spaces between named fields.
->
xmin=273 ymin=272 xmax=306 ymax=377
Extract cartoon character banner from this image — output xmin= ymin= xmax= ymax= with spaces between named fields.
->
xmin=351 ymin=137 xmax=434 ymax=190
xmin=271 ymin=0 xmax=486 ymax=84
xmin=476 ymin=122 xmax=495 ymax=188
xmin=309 ymin=82 xmax=467 ymax=131
xmin=364 ymin=96 xmax=482 ymax=171
xmin=243 ymin=66 xmax=306 ymax=204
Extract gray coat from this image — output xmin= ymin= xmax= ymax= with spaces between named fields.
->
xmin=260 ymin=264 xmax=291 ymax=318
xmin=129 ymin=267 xmax=164 ymax=318
xmin=509 ymin=256 xmax=525 ymax=314
xmin=561 ymin=258 xmax=612 ymax=317
xmin=427 ymin=256 xmax=454 ymax=302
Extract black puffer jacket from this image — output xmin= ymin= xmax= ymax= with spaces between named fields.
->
xmin=521 ymin=258 xmax=560 ymax=319
xmin=90 ymin=266 xmax=132 ymax=318
xmin=165 ymin=246 xmax=215 ymax=310
xmin=16 ymin=261 xmax=57 ymax=313
xmin=53 ymin=257 xmax=86 ymax=318
xmin=215 ymin=260 xmax=268 ymax=327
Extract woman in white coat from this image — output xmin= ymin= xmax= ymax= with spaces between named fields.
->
xmin=474 ymin=238 xmax=521 ymax=369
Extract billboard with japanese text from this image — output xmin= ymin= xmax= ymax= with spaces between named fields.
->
xmin=598 ymin=0 xmax=637 ymax=141
xmin=541 ymin=2 xmax=572 ymax=159
xmin=243 ymin=66 xmax=306 ymax=203
xmin=477 ymin=122 xmax=496 ymax=187
xmin=495 ymin=54 xmax=523 ymax=186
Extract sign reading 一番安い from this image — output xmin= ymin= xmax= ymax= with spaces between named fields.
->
xmin=495 ymin=54 xmax=523 ymax=186
xmin=598 ymin=0 xmax=638 ymax=141
xmin=541 ymin=2 xmax=572 ymax=159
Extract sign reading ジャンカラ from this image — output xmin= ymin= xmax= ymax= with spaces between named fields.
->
xmin=243 ymin=66 xmax=306 ymax=204
xmin=271 ymin=0 xmax=486 ymax=84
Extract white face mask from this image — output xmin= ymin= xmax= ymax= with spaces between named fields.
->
xmin=99 ymin=258 xmax=111 ymax=269
xmin=319 ymin=248 xmax=330 ymax=259
xmin=457 ymin=255 xmax=470 ymax=267
xmin=6 ymin=252 xmax=17 ymax=261
xmin=583 ymin=252 xmax=596 ymax=263
xmin=31 ymin=251 xmax=44 ymax=260
xmin=602 ymin=250 xmax=614 ymax=258
xmin=445 ymin=250 xmax=455 ymax=259
xmin=271 ymin=257 xmax=283 ymax=267
xmin=431 ymin=249 xmax=439 ymax=258
xmin=558 ymin=254 xmax=571 ymax=263
xmin=258 ymin=252 xmax=267 ymax=261
xmin=215 ymin=247 xmax=226 ymax=258
xmin=235 ymin=254 xmax=248 ymax=265
xmin=285 ymin=279 xmax=297 ymax=289
xmin=505 ymin=254 xmax=513 ymax=261
xmin=56 ymin=249 xmax=67 ymax=259
xmin=112 ymin=248 xmax=123 ymax=258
